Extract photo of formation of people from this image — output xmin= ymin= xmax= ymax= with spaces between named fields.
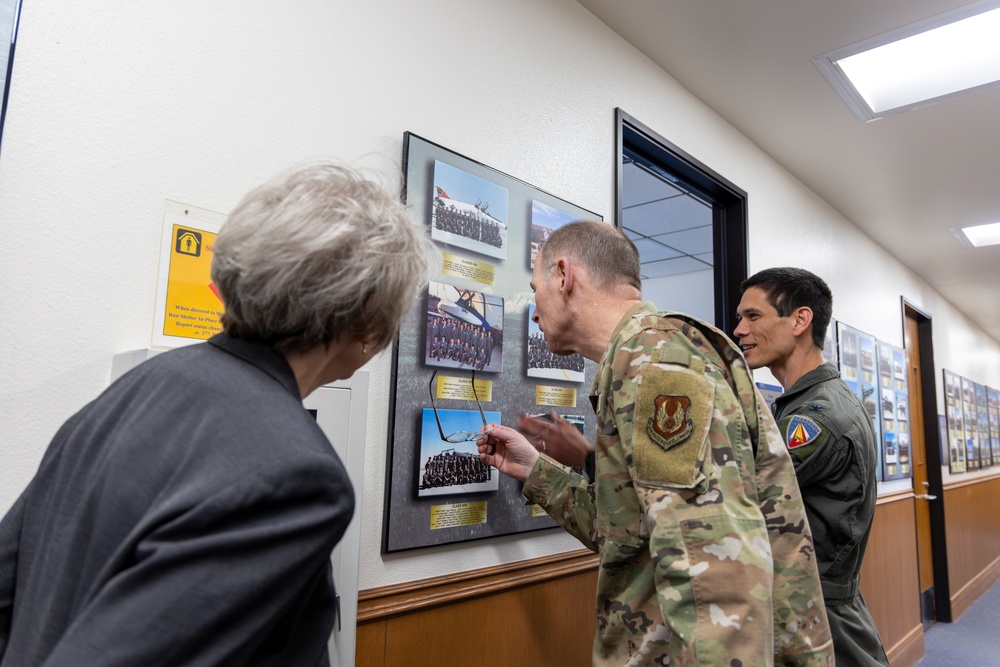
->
xmin=418 ymin=407 xmax=501 ymax=497
xmin=526 ymin=304 xmax=585 ymax=382
xmin=430 ymin=160 xmax=508 ymax=260
xmin=425 ymin=281 xmax=504 ymax=373
xmin=529 ymin=199 xmax=578 ymax=269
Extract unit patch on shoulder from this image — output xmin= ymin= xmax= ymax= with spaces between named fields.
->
xmin=646 ymin=394 xmax=694 ymax=451
xmin=786 ymin=415 xmax=821 ymax=450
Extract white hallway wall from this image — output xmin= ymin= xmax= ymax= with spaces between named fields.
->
xmin=1 ymin=0 xmax=998 ymax=591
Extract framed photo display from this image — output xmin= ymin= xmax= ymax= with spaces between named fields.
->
xmin=941 ymin=370 xmax=1000 ymax=474
xmin=837 ymin=322 xmax=882 ymax=480
xmin=961 ymin=377 xmax=982 ymax=470
xmin=876 ymin=341 xmax=911 ymax=480
xmin=382 ymin=133 xmax=602 ymax=552
xmin=943 ymin=370 xmax=968 ymax=473
xmin=989 ymin=387 xmax=1000 ymax=465
xmin=975 ymin=382 xmax=993 ymax=468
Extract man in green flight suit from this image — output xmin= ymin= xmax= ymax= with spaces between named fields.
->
xmin=734 ymin=267 xmax=890 ymax=666
xmin=478 ymin=222 xmax=833 ymax=666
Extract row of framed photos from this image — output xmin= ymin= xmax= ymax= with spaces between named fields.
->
xmin=833 ymin=321 xmax=913 ymax=481
xmin=764 ymin=317 xmax=1000 ymax=480
xmin=942 ymin=370 xmax=1000 ymax=474
xmin=759 ymin=319 xmax=912 ymax=482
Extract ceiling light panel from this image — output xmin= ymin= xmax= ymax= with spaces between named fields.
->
xmin=814 ymin=1 xmax=1000 ymax=121
xmin=955 ymin=221 xmax=1000 ymax=248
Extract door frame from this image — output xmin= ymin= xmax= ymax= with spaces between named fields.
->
xmin=902 ymin=298 xmax=952 ymax=622
xmin=615 ymin=108 xmax=748 ymax=335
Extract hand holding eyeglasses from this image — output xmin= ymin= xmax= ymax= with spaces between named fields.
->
xmin=475 ymin=425 xmax=539 ymax=482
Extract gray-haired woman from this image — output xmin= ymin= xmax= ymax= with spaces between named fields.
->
xmin=0 ymin=163 xmax=437 ymax=666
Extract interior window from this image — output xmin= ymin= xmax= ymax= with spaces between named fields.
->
xmin=617 ymin=109 xmax=748 ymax=335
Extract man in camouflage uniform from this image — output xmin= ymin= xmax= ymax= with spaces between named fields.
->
xmin=735 ymin=267 xmax=889 ymax=666
xmin=479 ymin=222 xmax=832 ymax=666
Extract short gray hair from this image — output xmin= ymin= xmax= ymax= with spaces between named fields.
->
xmin=212 ymin=162 xmax=439 ymax=354
xmin=540 ymin=220 xmax=641 ymax=291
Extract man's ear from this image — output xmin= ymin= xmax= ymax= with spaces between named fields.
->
xmin=792 ymin=306 xmax=814 ymax=339
xmin=557 ymin=257 xmax=574 ymax=296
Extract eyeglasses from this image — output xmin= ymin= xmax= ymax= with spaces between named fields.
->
xmin=428 ymin=369 xmax=492 ymax=443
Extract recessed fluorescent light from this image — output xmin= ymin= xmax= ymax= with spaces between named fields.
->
xmin=814 ymin=1 xmax=1000 ymax=121
xmin=954 ymin=221 xmax=1000 ymax=248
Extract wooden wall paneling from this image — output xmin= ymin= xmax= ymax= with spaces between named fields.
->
xmin=860 ymin=493 xmax=923 ymax=666
xmin=943 ymin=475 xmax=1000 ymax=618
xmin=356 ymin=550 xmax=598 ymax=667
xmin=355 ymin=621 xmax=386 ymax=667
xmin=380 ymin=569 xmax=596 ymax=667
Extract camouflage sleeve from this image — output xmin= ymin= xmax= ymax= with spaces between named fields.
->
xmin=775 ymin=410 xmax=849 ymax=489
xmin=611 ymin=328 xmax=833 ymax=665
xmin=522 ymin=453 xmax=598 ymax=552
xmin=753 ymin=392 xmax=836 ymax=665
xmin=610 ymin=329 xmax=785 ymax=663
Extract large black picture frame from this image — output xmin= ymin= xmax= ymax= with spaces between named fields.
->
xmin=0 ymin=0 xmax=22 ymax=156
xmin=381 ymin=133 xmax=602 ymax=553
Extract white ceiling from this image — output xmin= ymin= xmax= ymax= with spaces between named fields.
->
xmin=578 ymin=0 xmax=1000 ymax=342
xmin=621 ymin=156 xmax=715 ymax=279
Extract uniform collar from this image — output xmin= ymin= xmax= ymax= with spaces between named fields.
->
xmin=606 ymin=301 xmax=657 ymax=350
xmin=207 ymin=333 xmax=301 ymax=399
xmin=590 ymin=301 xmax=657 ymax=400
xmin=776 ymin=362 xmax=840 ymax=405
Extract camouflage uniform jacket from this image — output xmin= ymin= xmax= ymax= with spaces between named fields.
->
xmin=773 ymin=363 xmax=889 ymax=666
xmin=523 ymin=303 xmax=833 ymax=666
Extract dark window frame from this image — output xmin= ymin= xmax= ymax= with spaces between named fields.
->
xmin=615 ymin=109 xmax=749 ymax=335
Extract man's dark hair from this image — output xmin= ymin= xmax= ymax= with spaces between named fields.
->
xmin=741 ymin=267 xmax=833 ymax=350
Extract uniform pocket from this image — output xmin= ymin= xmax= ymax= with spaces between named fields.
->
xmin=676 ymin=514 xmax=773 ymax=662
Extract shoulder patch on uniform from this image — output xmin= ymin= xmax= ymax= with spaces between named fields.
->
xmin=786 ymin=415 xmax=821 ymax=450
xmin=646 ymin=395 xmax=694 ymax=450
xmin=633 ymin=364 xmax=714 ymax=489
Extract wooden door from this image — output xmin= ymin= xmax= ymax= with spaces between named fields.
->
xmin=905 ymin=314 xmax=936 ymax=626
